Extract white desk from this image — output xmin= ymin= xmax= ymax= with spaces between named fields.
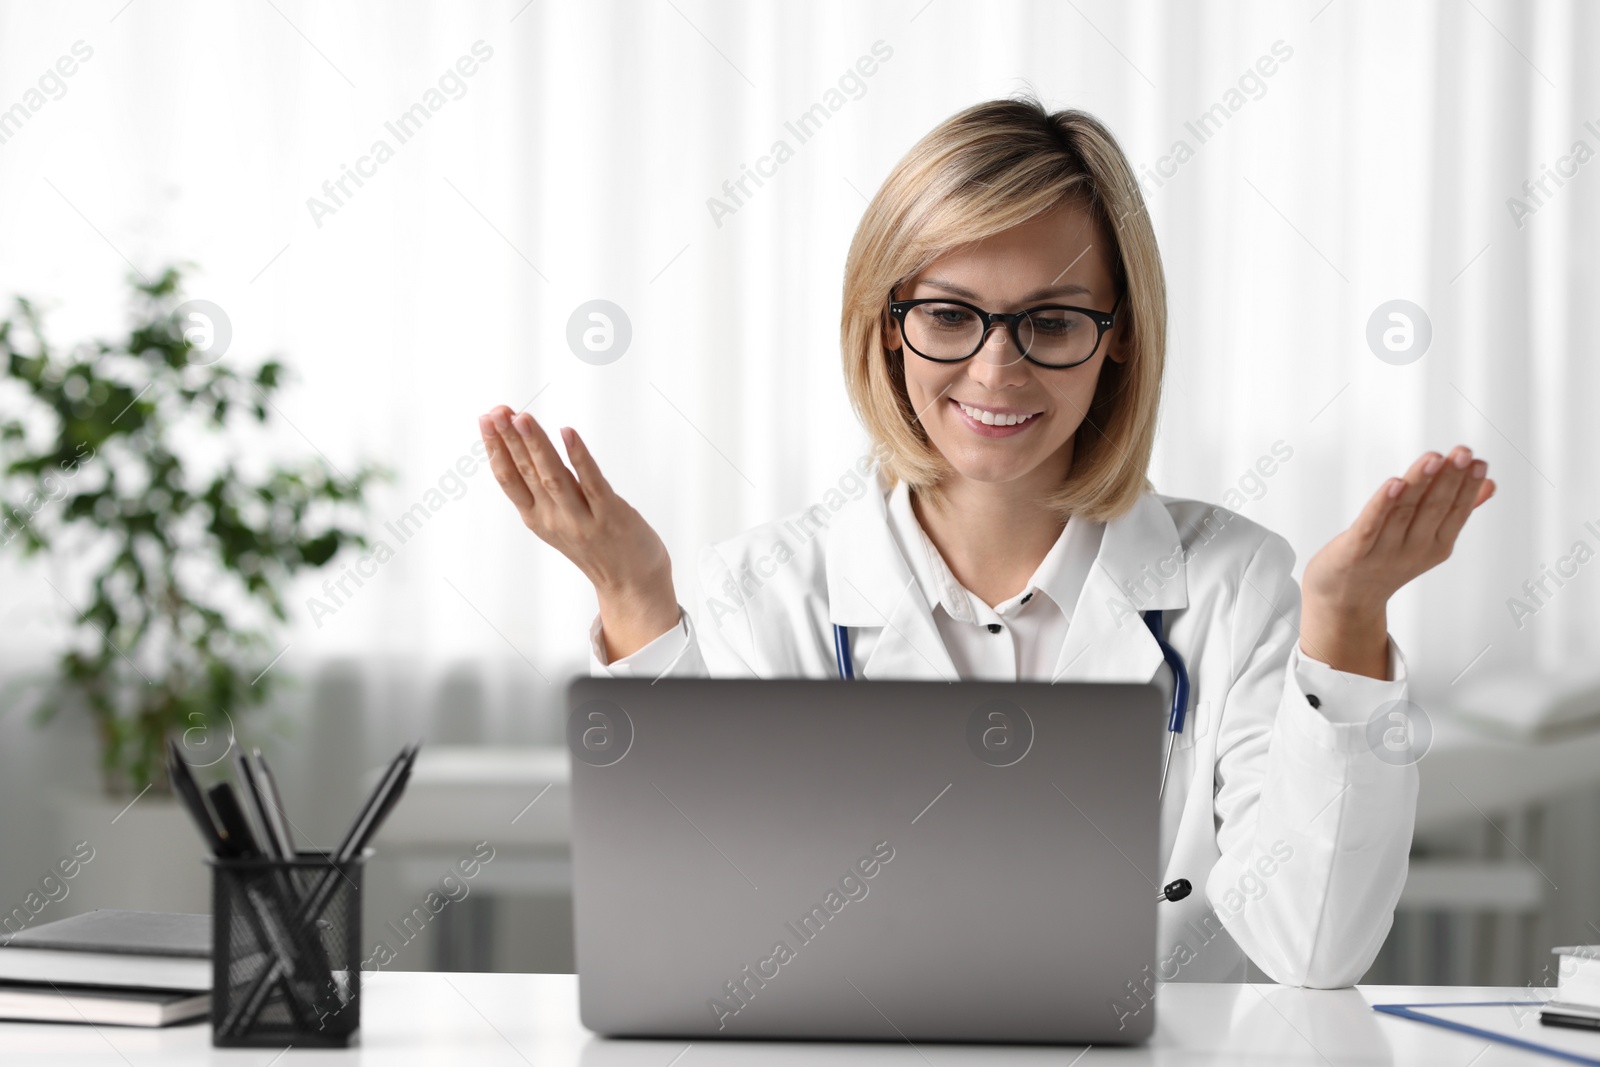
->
xmin=0 ymin=975 xmax=1578 ymax=1065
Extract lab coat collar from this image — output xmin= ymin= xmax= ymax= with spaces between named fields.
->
xmin=824 ymin=469 xmax=1188 ymax=682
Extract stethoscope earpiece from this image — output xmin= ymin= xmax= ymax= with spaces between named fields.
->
xmin=1158 ymin=878 xmax=1192 ymax=903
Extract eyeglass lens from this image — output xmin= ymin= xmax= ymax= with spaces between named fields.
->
xmin=902 ymin=302 xmax=1099 ymax=366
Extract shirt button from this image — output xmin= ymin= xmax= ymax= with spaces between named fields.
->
xmin=1020 ymin=592 xmax=1033 ymax=604
xmin=1306 ymin=693 xmax=1321 ymax=708
xmin=986 ymin=623 xmax=1002 ymax=634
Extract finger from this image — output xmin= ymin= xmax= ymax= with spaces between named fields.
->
xmin=1433 ymin=457 xmax=1488 ymax=549
xmin=491 ymin=408 xmax=549 ymax=510
xmin=1474 ymin=477 xmax=1496 ymax=508
xmin=479 ymin=415 xmax=537 ymax=513
xmin=513 ymin=411 xmax=590 ymax=518
xmin=479 ymin=404 xmax=510 ymax=456
xmin=560 ymin=426 xmax=614 ymax=507
xmin=1372 ymin=451 xmax=1441 ymax=552
xmin=480 ymin=405 xmax=524 ymax=455
xmin=1346 ymin=476 xmax=1406 ymax=556
xmin=1405 ymin=446 xmax=1473 ymax=548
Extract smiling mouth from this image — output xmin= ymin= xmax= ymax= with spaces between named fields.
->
xmin=954 ymin=399 xmax=1042 ymax=427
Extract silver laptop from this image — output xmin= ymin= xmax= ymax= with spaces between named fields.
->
xmin=566 ymin=677 xmax=1164 ymax=1044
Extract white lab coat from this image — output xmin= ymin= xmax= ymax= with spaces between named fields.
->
xmin=589 ymin=469 xmax=1418 ymax=988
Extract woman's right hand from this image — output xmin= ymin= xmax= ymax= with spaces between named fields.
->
xmin=478 ymin=405 xmax=681 ymax=661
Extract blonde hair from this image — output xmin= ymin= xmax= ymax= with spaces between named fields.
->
xmin=840 ymin=94 xmax=1166 ymax=522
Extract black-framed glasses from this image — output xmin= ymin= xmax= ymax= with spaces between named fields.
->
xmin=888 ymin=292 xmax=1123 ymax=368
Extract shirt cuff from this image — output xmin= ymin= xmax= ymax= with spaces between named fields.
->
xmin=588 ymin=607 xmax=690 ymax=677
xmin=1289 ymin=636 xmax=1409 ymax=726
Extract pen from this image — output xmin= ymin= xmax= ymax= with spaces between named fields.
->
xmin=230 ymin=749 xmax=277 ymax=859
xmin=252 ymin=750 xmax=298 ymax=858
xmin=166 ymin=741 xmax=226 ymax=857
xmin=207 ymin=782 xmax=262 ymax=858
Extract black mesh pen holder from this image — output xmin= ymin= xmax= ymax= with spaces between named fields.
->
xmin=208 ymin=850 xmax=366 ymax=1048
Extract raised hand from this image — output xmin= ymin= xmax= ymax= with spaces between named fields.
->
xmin=1299 ymin=446 xmax=1495 ymax=679
xmin=478 ymin=405 xmax=681 ymax=661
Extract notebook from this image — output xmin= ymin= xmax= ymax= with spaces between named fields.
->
xmin=0 ymin=910 xmax=209 ymax=991
xmin=1552 ymin=946 xmax=1600 ymax=1008
xmin=0 ymin=980 xmax=208 ymax=1027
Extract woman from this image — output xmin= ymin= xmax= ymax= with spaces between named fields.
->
xmin=478 ymin=98 xmax=1494 ymax=988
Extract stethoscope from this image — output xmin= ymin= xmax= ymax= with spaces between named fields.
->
xmin=832 ymin=608 xmax=1191 ymax=799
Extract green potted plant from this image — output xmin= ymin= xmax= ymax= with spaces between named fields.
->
xmin=0 ymin=265 xmax=387 ymax=800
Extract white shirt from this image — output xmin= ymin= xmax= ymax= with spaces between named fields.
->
xmin=883 ymin=479 xmax=1100 ymax=681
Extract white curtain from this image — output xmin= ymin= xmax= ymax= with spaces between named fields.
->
xmin=1 ymin=0 xmax=1595 ymax=855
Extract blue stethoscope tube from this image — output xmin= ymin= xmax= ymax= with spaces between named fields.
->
xmin=832 ymin=609 xmax=1190 ymax=798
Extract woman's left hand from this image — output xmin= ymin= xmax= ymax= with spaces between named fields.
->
xmin=1299 ymin=446 xmax=1496 ymax=679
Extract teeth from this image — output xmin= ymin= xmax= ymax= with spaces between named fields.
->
xmin=958 ymin=401 xmax=1037 ymax=427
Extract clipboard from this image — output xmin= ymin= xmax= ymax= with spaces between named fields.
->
xmin=1373 ymin=1000 xmax=1600 ymax=1065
